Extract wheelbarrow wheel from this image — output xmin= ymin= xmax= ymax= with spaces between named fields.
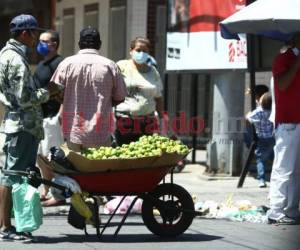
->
xmin=141 ymin=183 xmax=194 ymax=237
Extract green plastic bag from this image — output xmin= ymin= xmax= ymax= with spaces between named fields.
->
xmin=12 ymin=178 xmax=43 ymax=232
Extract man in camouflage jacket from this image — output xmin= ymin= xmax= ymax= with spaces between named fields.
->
xmin=0 ymin=15 xmax=49 ymax=241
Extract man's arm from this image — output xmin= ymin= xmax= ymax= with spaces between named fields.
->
xmin=111 ymin=63 xmax=128 ymax=106
xmin=48 ymin=81 xmax=64 ymax=103
xmin=276 ymin=56 xmax=300 ymax=91
xmin=10 ymin=62 xmax=49 ymax=108
xmin=155 ymin=97 xmax=164 ymax=118
xmin=246 ymin=109 xmax=261 ymax=124
xmin=49 ymin=59 xmax=67 ymax=103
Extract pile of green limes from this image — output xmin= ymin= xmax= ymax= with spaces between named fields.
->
xmin=81 ymin=134 xmax=189 ymax=160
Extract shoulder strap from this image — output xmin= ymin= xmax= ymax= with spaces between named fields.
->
xmin=0 ymin=47 xmax=11 ymax=57
xmin=45 ymin=55 xmax=61 ymax=75
xmin=1 ymin=46 xmax=23 ymax=59
xmin=0 ymin=46 xmax=30 ymax=72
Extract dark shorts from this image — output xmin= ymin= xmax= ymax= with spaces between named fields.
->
xmin=0 ymin=131 xmax=39 ymax=187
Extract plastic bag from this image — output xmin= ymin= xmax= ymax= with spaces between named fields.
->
xmin=129 ymin=94 xmax=149 ymax=116
xmin=71 ymin=192 xmax=93 ymax=225
xmin=68 ymin=193 xmax=101 ymax=229
xmin=104 ymin=196 xmax=142 ymax=214
xmin=12 ymin=179 xmax=43 ymax=232
xmin=68 ymin=204 xmax=86 ymax=229
xmin=50 ymin=175 xmax=81 ymax=201
xmin=117 ymin=94 xmax=150 ymax=116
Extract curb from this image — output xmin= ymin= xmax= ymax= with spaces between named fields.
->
xmin=198 ymin=175 xmax=239 ymax=181
xmin=184 ymin=164 xmax=239 ymax=181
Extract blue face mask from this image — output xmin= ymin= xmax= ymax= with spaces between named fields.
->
xmin=132 ymin=50 xmax=149 ymax=65
xmin=37 ymin=41 xmax=50 ymax=56
xmin=292 ymin=47 xmax=300 ymax=56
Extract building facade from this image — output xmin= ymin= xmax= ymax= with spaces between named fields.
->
xmin=0 ymin=0 xmax=283 ymax=174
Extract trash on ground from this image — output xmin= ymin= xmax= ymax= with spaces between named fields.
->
xmin=193 ymin=194 xmax=268 ymax=224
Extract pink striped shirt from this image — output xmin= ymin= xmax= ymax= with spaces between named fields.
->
xmin=51 ymin=49 xmax=127 ymax=146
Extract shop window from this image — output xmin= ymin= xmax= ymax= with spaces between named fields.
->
xmin=155 ymin=5 xmax=167 ymax=75
xmin=109 ymin=0 xmax=126 ymax=61
xmin=62 ymin=8 xmax=75 ymax=57
xmin=84 ymin=3 xmax=99 ymax=29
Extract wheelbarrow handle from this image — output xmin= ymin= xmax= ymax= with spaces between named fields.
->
xmin=1 ymin=169 xmax=69 ymax=193
xmin=1 ymin=169 xmax=29 ymax=177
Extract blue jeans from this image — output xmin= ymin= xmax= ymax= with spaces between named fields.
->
xmin=255 ymin=137 xmax=275 ymax=182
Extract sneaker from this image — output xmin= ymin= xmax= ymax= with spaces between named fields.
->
xmin=258 ymin=181 xmax=267 ymax=188
xmin=0 ymin=226 xmax=26 ymax=241
xmin=268 ymin=216 xmax=297 ymax=225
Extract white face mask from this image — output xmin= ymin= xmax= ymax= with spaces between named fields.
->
xmin=132 ymin=50 xmax=149 ymax=65
xmin=292 ymin=47 xmax=299 ymax=56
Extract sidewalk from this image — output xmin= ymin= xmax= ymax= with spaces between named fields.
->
xmin=175 ymin=149 xmax=270 ymax=207
xmin=174 ymin=163 xmax=269 ymax=207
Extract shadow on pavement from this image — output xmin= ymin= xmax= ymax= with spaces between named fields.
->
xmin=98 ymin=221 xmax=145 ymax=227
xmin=34 ymin=233 xmax=223 ymax=244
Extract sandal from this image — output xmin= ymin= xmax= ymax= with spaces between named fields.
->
xmin=0 ymin=226 xmax=26 ymax=241
xmin=18 ymin=232 xmax=37 ymax=243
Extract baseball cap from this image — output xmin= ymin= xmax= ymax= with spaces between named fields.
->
xmin=10 ymin=14 xmax=44 ymax=32
xmin=79 ymin=27 xmax=100 ymax=44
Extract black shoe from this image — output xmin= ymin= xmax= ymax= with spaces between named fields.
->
xmin=268 ymin=216 xmax=297 ymax=225
xmin=18 ymin=232 xmax=37 ymax=243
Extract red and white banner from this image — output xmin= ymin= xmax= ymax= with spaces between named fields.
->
xmin=166 ymin=0 xmax=247 ymax=71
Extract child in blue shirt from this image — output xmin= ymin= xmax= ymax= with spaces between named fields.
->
xmin=246 ymin=92 xmax=275 ymax=187
xmin=244 ymin=84 xmax=269 ymax=148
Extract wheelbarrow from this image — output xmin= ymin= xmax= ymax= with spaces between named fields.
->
xmin=2 ymin=161 xmax=200 ymax=238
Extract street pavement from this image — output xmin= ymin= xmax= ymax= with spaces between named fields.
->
xmin=1 ymin=214 xmax=300 ymax=250
xmin=0 ymin=134 xmax=299 ymax=250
